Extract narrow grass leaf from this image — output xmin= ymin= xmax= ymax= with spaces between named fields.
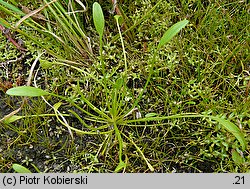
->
xmin=93 ymin=2 xmax=104 ymax=38
xmin=0 ymin=17 xmax=11 ymax=28
xmin=12 ymin=164 xmax=31 ymax=173
xmin=114 ymin=123 xmax=124 ymax=163
xmin=31 ymin=163 xmax=41 ymax=173
xmin=110 ymin=0 xmax=163 ymax=44
xmin=157 ymin=19 xmax=189 ymax=50
xmin=122 ymin=133 xmax=154 ymax=172
xmin=6 ymin=86 xmax=49 ymax=97
xmin=15 ymin=0 xmax=57 ymax=28
xmin=3 ymin=114 xmax=69 ymax=124
xmin=0 ymin=0 xmax=24 ymax=15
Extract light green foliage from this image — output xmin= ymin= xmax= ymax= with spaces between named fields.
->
xmin=6 ymin=86 xmax=49 ymax=97
xmin=12 ymin=163 xmax=41 ymax=173
xmin=212 ymin=116 xmax=246 ymax=151
xmin=114 ymin=161 xmax=126 ymax=173
xmin=6 ymin=11 xmax=192 ymax=172
xmin=1 ymin=0 xmax=249 ymax=173
xmin=5 ymin=11 xmax=247 ymax=170
xmin=145 ymin=113 xmax=158 ymax=118
xmin=0 ymin=0 xmax=92 ymax=60
xmin=157 ymin=19 xmax=189 ymax=50
xmin=93 ymin=2 xmax=104 ymax=39
xmin=40 ymin=59 xmax=54 ymax=69
xmin=12 ymin=163 xmax=32 ymax=173
xmin=232 ymin=150 xmax=245 ymax=165
xmin=3 ymin=115 xmax=23 ymax=124
xmin=0 ymin=0 xmax=24 ymax=16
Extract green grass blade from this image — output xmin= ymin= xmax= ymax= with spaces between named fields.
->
xmin=43 ymin=0 xmax=90 ymax=57
xmin=3 ymin=114 xmax=70 ymax=124
xmin=122 ymin=133 xmax=154 ymax=172
xmin=30 ymin=163 xmax=41 ymax=173
xmin=115 ymin=15 xmax=127 ymax=74
xmin=157 ymin=19 xmax=189 ymax=50
xmin=0 ymin=0 xmax=24 ymax=15
xmin=110 ymin=0 xmax=163 ymax=44
xmin=6 ymin=86 xmax=49 ymax=97
xmin=0 ymin=17 xmax=11 ymax=28
xmin=69 ymin=110 xmax=110 ymax=131
xmin=113 ymin=123 xmax=126 ymax=172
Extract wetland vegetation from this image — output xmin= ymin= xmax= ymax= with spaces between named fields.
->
xmin=0 ymin=0 xmax=249 ymax=172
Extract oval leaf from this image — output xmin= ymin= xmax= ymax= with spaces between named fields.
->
xmin=93 ymin=2 xmax=104 ymax=38
xmin=157 ymin=19 xmax=189 ymax=50
xmin=12 ymin=164 xmax=32 ymax=173
xmin=115 ymin=77 xmax=124 ymax=91
xmin=3 ymin=115 xmax=23 ymax=124
xmin=6 ymin=86 xmax=49 ymax=97
xmin=145 ymin=113 xmax=158 ymax=118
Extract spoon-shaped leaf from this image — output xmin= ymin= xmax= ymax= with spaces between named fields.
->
xmin=6 ymin=86 xmax=49 ymax=97
xmin=157 ymin=19 xmax=189 ymax=50
xmin=93 ymin=2 xmax=104 ymax=38
xmin=12 ymin=164 xmax=32 ymax=173
xmin=3 ymin=115 xmax=23 ymax=124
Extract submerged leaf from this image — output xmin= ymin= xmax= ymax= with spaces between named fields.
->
xmin=157 ymin=19 xmax=189 ymax=50
xmin=6 ymin=86 xmax=49 ymax=97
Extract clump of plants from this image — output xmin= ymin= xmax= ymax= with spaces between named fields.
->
xmin=4 ymin=2 xmax=247 ymax=172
